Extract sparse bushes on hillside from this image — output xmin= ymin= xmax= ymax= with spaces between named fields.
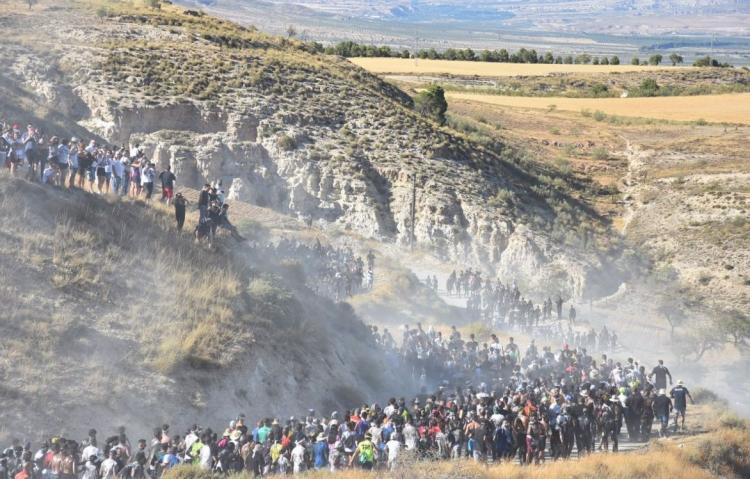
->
xmin=694 ymin=56 xmax=732 ymax=68
xmin=415 ymin=85 xmax=448 ymax=125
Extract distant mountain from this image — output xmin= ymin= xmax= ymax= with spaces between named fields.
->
xmin=218 ymin=0 xmax=749 ymax=21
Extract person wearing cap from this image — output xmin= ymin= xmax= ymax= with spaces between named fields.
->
xmin=312 ymin=433 xmax=328 ymax=470
xmin=670 ymin=380 xmax=694 ymax=433
xmin=652 ymin=388 xmax=673 ymax=438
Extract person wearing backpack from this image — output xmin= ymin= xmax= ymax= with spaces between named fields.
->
xmin=349 ymin=434 xmax=375 ymax=470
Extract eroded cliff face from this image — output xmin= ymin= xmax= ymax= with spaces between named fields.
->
xmin=0 ymin=3 xmax=615 ymax=299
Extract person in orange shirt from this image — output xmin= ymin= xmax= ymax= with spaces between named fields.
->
xmin=14 ymin=462 xmax=33 ymax=479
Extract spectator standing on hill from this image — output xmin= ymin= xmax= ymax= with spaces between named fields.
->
xmin=141 ymin=162 xmax=156 ymax=200
xmin=111 ymin=151 xmax=125 ymax=194
xmin=174 ymin=193 xmax=188 ymax=231
xmin=66 ymin=138 xmax=79 ymax=188
xmin=198 ymin=184 xmax=211 ymax=221
xmin=56 ymin=138 xmax=69 ymax=186
xmin=159 ymin=166 xmax=176 ymax=204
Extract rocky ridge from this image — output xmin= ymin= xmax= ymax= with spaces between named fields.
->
xmin=0 ymin=1 xmax=620 ymax=299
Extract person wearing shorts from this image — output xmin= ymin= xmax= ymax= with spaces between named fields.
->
xmin=159 ymin=166 xmax=176 ymax=204
xmin=670 ymin=380 xmax=694 ymax=433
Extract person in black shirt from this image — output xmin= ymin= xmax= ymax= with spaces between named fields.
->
xmin=649 ymin=359 xmax=672 ymax=390
xmin=652 ymin=389 xmax=673 ymax=438
xmin=158 ymin=166 xmax=177 ymax=205
xmin=217 ymin=204 xmax=245 ymax=241
xmin=670 ymin=380 xmax=694 ymax=433
xmin=173 ymin=193 xmax=188 ymax=231
xmin=197 ymin=184 xmax=211 ymax=222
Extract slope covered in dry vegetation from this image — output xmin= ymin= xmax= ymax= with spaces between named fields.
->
xmin=0 ymin=175 xmax=408 ymax=441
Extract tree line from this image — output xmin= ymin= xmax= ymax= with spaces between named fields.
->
xmin=315 ymin=41 xmax=732 ymax=68
xmin=323 ymin=41 xmax=624 ymax=65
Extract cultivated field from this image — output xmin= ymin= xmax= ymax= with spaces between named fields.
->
xmin=351 ymin=57 xmax=685 ymax=76
xmin=446 ymin=92 xmax=750 ymax=124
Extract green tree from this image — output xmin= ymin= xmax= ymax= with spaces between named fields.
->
xmin=631 ymin=57 xmax=640 ymax=65
xmin=601 ymin=57 xmax=610 ymax=65
xmin=610 ymin=56 xmax=620 ymax=65
xmin=415 ymin=85 xmax=448 ymax=125
xmin=639 ymin=78 xmax=660 ymax=96
xmin=669 ymin=53 xmax=684 ymax=66
xmin=648 ymin=54 xmax=663 ymax=65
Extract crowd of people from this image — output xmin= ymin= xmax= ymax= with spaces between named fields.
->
xmin=1 ymin=122 xmax=698 ymax=478
xmin=445 ymin=270 xmax=583 ymax=332
xmin=253 ymin=239 xmax=375 ymax=300
xmin=0 ymin=122 xmax=245 ymax=246
xmin=429 ymin=271 xmax=618 ymax=353
xmin=0 ymin=328 xmax=694 ymax=479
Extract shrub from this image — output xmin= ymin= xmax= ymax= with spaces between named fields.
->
xmin=638 ymin=78 xmax=660 ymax=96
xmin=692 ymin=387 xmax=722 ymax=404
xmin=590 ymin=83 xmax=609 ymax=97
xmin=415 ymin=85 xmax=448 ymax=125
xmin=277 ymin=134 xmax=297 ymax=151
xmin=591 ymin=147 xmax=609 ymax=161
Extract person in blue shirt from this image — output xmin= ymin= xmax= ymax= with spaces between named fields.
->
xmin=312 ymin=434 xmax=329 ymax=470
xmin=670 ymin=380 xmax=694 ymax=433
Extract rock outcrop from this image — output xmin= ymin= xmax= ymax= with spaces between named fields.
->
xmin=0 ymin=1 xmax=618 ymax=299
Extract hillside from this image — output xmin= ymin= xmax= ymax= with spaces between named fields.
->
xmin=0 ymin=0 xmax=625 ymax=300
xmin=0 ymin=175 xmax=411 ymax=441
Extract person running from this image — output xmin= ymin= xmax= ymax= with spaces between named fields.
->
xmin=350 ymin=434 xmax=376 ymax=470
xmin=649 ymin=360 xmax=673 ymax=390
xmin=670 ymin=380 xmax=694 ymax=433
xmin=652 ymin=389 xmax=673 ymax=438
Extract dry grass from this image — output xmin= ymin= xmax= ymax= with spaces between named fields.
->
xmin=0 ymin=175 xmax=252 ymax=374
xmin=444 ymin=92 xmax=750 ymax=124
xmin=351 ymin=58 xmax=681 ymax=77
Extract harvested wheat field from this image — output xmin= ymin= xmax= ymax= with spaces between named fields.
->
xmin=351 ymin=58 xmax=683 ymax=76
xmin=446 ymin=92 xmax=750 ymax=124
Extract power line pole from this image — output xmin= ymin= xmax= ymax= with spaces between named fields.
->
xmin=410 ymin=173 xmax=417 ymax=250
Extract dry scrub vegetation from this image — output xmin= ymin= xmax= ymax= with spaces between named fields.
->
xmin=0 ymin=174 xmax=354 ymax=377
